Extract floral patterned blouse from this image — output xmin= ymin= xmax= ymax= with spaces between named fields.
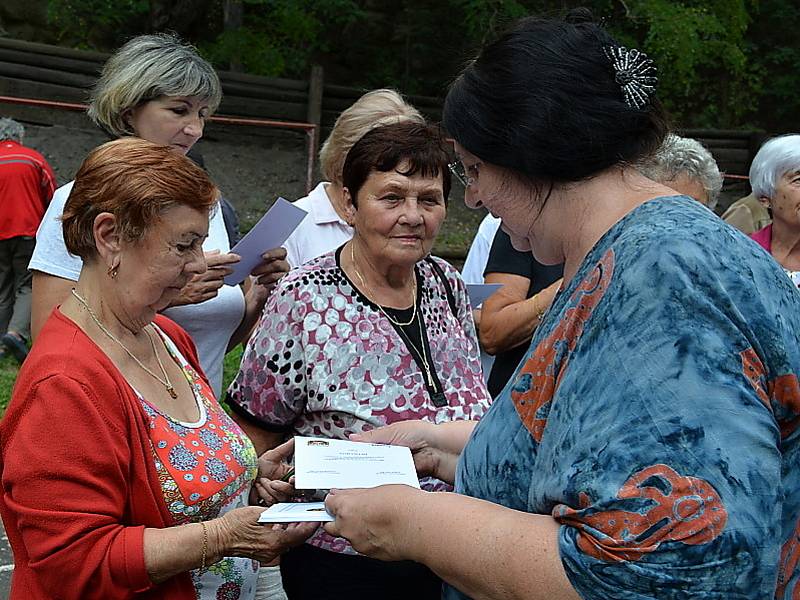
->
xmin=227 ymin=248 xmax=492 ymax=554
xmin=140 ymin=327 xmax=259 ymax=599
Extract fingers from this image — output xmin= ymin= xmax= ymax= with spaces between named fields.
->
xmin=281 ymin=521 xmax=319 ymax=545
xmin=250 ymin=247 xmax=290 ymax=282
xmin=205 ymin=251 xmax=242 ymax=269
xmin=254 ymin=478 xmax=296 ymax=506
xmin=349 ymin=423 xmax=405 ymax=445
xmin=266 ymin=437 xmax=295 ymax=461
xmin=262 ymin=247 xmax=288 ymax=261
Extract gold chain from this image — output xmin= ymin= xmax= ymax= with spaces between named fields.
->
xmin=349 ymin=242 xmax=417 ymax=327
xmin=70 ymin=289 xmax=178 ymax=399
xmin=347 ymin=243 xmax=436 ymax=388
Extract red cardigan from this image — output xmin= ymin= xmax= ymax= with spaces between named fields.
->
xmin=0 ymin=310 xmax=206 ymax=599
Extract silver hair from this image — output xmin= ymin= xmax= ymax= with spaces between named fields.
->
xmin=749 ymin=134 xmax=800 ymax=200
xmin=88 ymin=33 xmax=222 ymax=138
xmin=639 ymin=134 xmax=723 ymax=209
xmin=0 ymin=118 xmax=24 ymax=143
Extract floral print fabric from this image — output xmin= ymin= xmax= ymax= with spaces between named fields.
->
xmin=228 ymin=248 xmax=491 ymax=553
xmin=141 ymin=327 xmax=259 ymax=599
xmin=452 ymin=197 xmax=800 ymax=599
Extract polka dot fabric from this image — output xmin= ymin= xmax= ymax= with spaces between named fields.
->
xmin=227 ymin=249 xmax=492 ymax=554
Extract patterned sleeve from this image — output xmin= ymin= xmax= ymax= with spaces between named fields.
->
xmin=529 ymin=246 xmax=792 ymax=597
xmin=226 ymin=275 xmax=307 ymax=429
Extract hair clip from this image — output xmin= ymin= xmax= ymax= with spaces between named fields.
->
xmin=603 ymin=45 xmax=658 ymax=110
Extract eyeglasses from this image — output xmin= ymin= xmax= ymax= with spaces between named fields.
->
xmin=448 ymin=160 xmax=473 ymax=188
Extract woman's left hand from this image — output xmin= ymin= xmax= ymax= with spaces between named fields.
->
xmin=323 ymin=485 xmax=424 ymax=561
xmin=250 ymin=247 xmax=290 ymax=292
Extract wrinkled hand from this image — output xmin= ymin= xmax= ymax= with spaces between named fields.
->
xmin=251 ymin=438 xmax=298 ymax=507
xmin=216 ymin=505 xmax=317 ymax=563
xmin=170 ymin=250 xmax=241 ymax=307
xmin=351 ymin=421 xmax=440 ymax=479
xmin=324 ymin=485 xmax=422 ymax=561
xmin=250 ymin=247 xmax=290 ymax=292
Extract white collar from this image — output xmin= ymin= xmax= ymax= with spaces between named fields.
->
xmin=308 ymin=182 xmax=349 ymax=226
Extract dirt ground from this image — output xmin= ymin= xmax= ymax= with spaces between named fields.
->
xmin=5 ymin=105 xmax=485 ymax=262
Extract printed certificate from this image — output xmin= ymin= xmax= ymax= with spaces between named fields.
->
xmin=293 ymin=436 xmax=421 ymax=490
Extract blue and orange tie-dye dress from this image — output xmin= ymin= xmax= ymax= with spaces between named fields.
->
xmin=452 ymin=196 xmax=800 ymax=599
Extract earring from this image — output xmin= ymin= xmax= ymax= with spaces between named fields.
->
xmin=107 ymin=264 xmax=119 ymax=279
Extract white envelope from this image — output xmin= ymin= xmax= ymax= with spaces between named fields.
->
xmin=224 ymin=197 xmax=308 ymax=286
xmin=259 ymin=502 xmax=334 ymax=523
xmin=293 ymin=436 xmax=420 ymax=490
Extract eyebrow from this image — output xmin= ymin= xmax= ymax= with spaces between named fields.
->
xmin=379 ymin=181 xmax=443 ymax=196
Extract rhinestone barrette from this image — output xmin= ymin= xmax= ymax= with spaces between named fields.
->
xmin=603 ymin=45 xmax=658 ymax=110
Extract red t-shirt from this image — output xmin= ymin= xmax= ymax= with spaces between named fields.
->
xmin=0 ymin=140 xmax=56 ymax=240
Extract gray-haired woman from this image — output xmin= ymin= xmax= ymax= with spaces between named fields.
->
xmin=748 ymin=133 xmax=800 ymax=288
xmin=29 ymin=33 xmax=288 ymax=398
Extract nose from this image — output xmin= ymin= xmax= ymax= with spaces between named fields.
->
xmin=186 ymin=247 xmax=207 ymax=275
xmin=463 ymin=186 xmax=483 ymax=210
xmin=184 ymin=114 xmax=204 ymax=139
xmin=399 ymin=199 xmax=424 ymax=226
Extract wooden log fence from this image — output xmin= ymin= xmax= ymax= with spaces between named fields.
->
xmin=0 ymin=36 xmax=763 ymax=190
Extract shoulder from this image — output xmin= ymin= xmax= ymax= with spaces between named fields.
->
xmin=600 ymin=199 xmax=788 ymax=312
xmin=423 ymin=255 xmax=461 ymax=279
xmin=293 ymin=182 xmax=330 ymax=211
xmin=50 ymin=180 xmax=74 ymax=208
xmin=421 ymin=256 xmax=467 ymax=300
xmin=6 ymin=313 xmax=129 ymax=419
xmin=274 ymin=252 xmax=340 ymax=296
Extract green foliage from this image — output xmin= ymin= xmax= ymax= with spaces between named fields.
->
xmin=623 ymin=0 xmax=757 ymax=127
xmin=203 ymin=0 xmax=363 ymax=78
xmin=47 ymin=0 xmax=148 ymax=47
xmin=40 ymin=0 xmax=800 ymax=131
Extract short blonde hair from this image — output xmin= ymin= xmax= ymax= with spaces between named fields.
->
xmin=88 ymin=33 xmax=222 ymax=138
xmin=319 ymin=89 xmax=424 ymax=184
xmin=63 ymin=138 xmax=218 ymax=260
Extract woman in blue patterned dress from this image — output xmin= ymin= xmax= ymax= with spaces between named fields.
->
xmin=319 ymin=12 xmax=800 ymax=600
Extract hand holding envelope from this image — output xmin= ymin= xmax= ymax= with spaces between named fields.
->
xmin=224 ymin=198 xmax=307 ymax=286
xmin=258 ymin=437 xmax=421 ymax=524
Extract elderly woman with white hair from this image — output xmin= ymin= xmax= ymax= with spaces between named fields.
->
xmin=282 ymin=88 xmax=424 ymax=268
xmin=638 ymin=134 xmax=723 ymax=209
xmin=749 ymin=133 xmax=800 ymax=288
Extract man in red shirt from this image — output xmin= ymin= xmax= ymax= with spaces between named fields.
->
xmin=0 ymin=118 xmax=56 ymax=363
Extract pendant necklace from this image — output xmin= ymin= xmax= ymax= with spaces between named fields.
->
xmin=71 ymin=289 xmax=178 ymax=399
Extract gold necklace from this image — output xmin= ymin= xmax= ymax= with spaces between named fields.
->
xmin=350 ymin=242 xmax=417 ymax=327
xmin=71 ymin=289 xmax=178 ymax=399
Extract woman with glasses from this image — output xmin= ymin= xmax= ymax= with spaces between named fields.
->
xmin=318 ymin=12 xmax=800 ymax=600
xmin=228 ymin=121 xmax=491 ymax=600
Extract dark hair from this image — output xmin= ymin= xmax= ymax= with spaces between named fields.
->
xmin=443 ymin=12 xmax=668 ymax=184
xmin=63 ymin=138 xmax=218 ymax=260
xmin=342 ymin=121 xmax=452 ymax=207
